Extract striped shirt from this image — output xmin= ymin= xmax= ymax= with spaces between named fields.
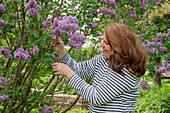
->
xmin=59 ymin=53 xmax=141 ymax=113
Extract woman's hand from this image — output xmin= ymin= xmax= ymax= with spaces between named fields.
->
xmin=51 ymin=36 xmax=66 ymax=59
xmin=51 ymin=36 xmax=65 ymax=52
xmin=52 ymin=63 xmax=75 ymax=79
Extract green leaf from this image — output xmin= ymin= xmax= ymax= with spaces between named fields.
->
xmin=32 ymin=103 xmax=39 ymax=108
xmin=160 ymin=25 xmax=167 ymax=31
xmin=16 ymin=86 xmax=22 ymax=92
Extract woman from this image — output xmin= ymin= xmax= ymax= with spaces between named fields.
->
xmin=51 ymin=23 xmax=147 ymax=113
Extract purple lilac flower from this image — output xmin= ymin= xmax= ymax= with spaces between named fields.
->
xmin=42 ymin=105 xmax=53 ymax=113
xmin=0 ymin=19 xmax=6 ymax=29
xmin=143 ymin=13 xmax=148 ymax=18
xmin=27 ymin=0 xmax=37 ymax=9
xmin=163 ymin=61 xmax=170 ymax=69
xmin=158 ymin=47 xmax=167 ymax=54
xmin=37 ymin=5 xmax=42 ymax=11
xmin=92 ymin=10 xmax=98 ymax=15
xmin=147 ymin=47 xmax=156 ymax=54
xmin=97 ymin=33 xmax=102 ymax=36
xmin=155 ymin=0 xmax=163 ymax=5
xmin=21 ymin=69 xmax=25 ymax=74
xmin=90 ymin=22 xmax=99 ymax=29
xmin=101 ymin=0 xmax=117 ymax=9
xmin=14 ymin=48 xmax=31 ymax=60
xmin=30 ymin=44 xmax=39 ymax=55
xmin=42 ymin=18 xmax=51 ymax=30
xmin=0 ymin=4 xmax=5 ymax=13
xmin=0 ymin=45 xmax=11 ymax=59
xmin=156 ymin=42 xmax=162 ymax=47
xmin=141 ymin=81 xmax=150 ymax=90
xmin=68 ymin=33 xmax=86 ymax=50
xmin=28 ymin=8 xmax=38 ymax=17
xmin=122 ymin=18 xmax=127 ymax=23
xmin=168 ymin=32 xmax=170 ymax=38
xmin=139 ymin=0 xmax=145 ymax=9
xmin=0 ymin=94 xmax=9 ymax=103
xmin=27 ymin=0 xmax=41 ymax=17
xmin=154 ymin=65 xmax=167 ymax=73
xmin=156 ymin=33 xmax=162 ymax=40
xmin=51 ymin=15 xmax=80 ymax=37
xmin=130 ymin=9 xmax=137 ymax=20
xmin=100 ymin=8 xmax=117 ymax=19
xmin=0 ymin=77 xmax=10 ymax=88
xmin=162 ymin=33 xmax=167 ymax=38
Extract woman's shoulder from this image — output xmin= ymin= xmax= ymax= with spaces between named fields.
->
xmin=94 ymin=54 xmax=106 ymax=60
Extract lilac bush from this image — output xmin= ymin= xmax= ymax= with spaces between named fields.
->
xmin=0 ymin=0 xmax=169 ymax=112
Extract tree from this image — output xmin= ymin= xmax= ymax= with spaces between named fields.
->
xmin=0 ymin=0 xmax=169 ymax=112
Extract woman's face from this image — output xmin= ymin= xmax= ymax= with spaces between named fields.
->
xmin=100 ymin=32 xmax=112 ymax=59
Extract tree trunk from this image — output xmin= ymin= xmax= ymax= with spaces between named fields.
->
xmin=153 ymin=57 xmax=161 ymax=86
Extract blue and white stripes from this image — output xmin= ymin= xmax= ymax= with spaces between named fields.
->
xmin=59 ymin=53 xmax=140 ymax=113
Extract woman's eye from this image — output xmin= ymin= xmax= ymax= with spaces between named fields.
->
xmin=104 ymin=41 xmax=108 ymax=45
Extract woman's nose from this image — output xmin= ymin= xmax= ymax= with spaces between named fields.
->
xmin=100 ymin=41 xmax=104 ymax=47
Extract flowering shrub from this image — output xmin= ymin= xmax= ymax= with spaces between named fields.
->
xmin=0 ymin=0 xmax=169 ymax=112
xmin=135 ymin=81 xmax=170 ymax=113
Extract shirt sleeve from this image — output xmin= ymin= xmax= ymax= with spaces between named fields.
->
xmin=58 ymin=53 xmax=100 ymax=78
xmin=68 ymin=71 xmax=139 ymax=106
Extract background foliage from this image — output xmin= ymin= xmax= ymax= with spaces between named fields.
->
xmin=0 ymin=0 xmax=169 ymax=112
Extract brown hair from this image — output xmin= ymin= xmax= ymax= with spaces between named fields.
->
xmin=105 ymin=23 xmax=147 ymax=77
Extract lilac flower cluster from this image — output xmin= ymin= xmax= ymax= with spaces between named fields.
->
xmin=92 ymin=10 xmax=98 ymax=15
xmin=51 ymin=15 xmax=80 ymax=37
xmin=130 ymin=9 xmax=137 ymax=20
xmin=154 ymin=61 xmax=170 ymax=73
xmin=0 ymin=45 xmax=11 ymax=59
xmin=30 ymin=44 xmax=39 ymax=55
xmin=139 ymin=0 xmax=145 ymax=9
xmin=155 ymin=0 xmax=163 ymax=5
xmin=97 ymin=33 xmax=102 ymax=36
xmin=90 ymin=22 xmax=99 ymax=29
xmin=0 ymin=3 xmax=6 ymax=14
xmin=51 ymin=16 xmax=86 ymax=50
xmin=0 ymin=77 xmax=10 ymax=88
xmin=68 ymin=33 xmax=86 ymax=50
xmin=27 ymin=0 xmax=41 ymax=17
xmin=101 ymin=0 xmax=117 ymax=9
xmin=0 ymin=18 xmax=6 ymax=29
xmin=14 ymin=48 xmax=31 ymax=60
xmin=141 ymin=81 xmax=150 ymax=90
xmin=89 ymin=10 xmax=98 ymax=15
xmin=100 ymin=8 xmax=117 ymax=19
xmin=0 ymin=94 xmax=9 ymax=103
xmin=42 ymin=105 xmax=53 ymax=113
xmin=143 ymin=12 xmax=148 ymax=18
xmin=142 ymin=32 xmax=169 ymax=54
xmin=42 ymin=18 xmax=51 ymax=31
